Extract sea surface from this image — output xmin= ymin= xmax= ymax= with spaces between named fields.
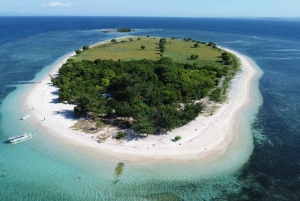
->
xmin=0 ymin=17 xmax=300 ymax=200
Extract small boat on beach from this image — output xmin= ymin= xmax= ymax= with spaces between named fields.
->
xmin=21 ymin=114 xmax=31 ymax=120
xmin=7 ymin=132 xmax=32 ymax=144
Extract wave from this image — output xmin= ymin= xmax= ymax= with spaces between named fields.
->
xmin=265 ymin=57 xmax=295 ymax=60
xmin=76 ymin=28 xmax=163 ymax=34
xmin=262 ymin=49 xmax=300 ymax=52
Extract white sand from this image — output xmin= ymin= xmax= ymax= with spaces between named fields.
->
xmin=24 ymin=44 xmax=258 ymax=164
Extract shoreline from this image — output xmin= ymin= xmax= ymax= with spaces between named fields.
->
xmin=23 ymin=38 xmax=261 ymax=165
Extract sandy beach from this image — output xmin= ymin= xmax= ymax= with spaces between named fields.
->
xmin=23 ymin=43 xmax=259 ymax=164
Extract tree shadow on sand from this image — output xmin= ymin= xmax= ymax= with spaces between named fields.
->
xmin=122 ymin=132 xmax=147 ymax=142
xmin=51 ymin=109 xmax=77 ymax=121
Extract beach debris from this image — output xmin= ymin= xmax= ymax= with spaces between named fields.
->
xmin=21 ymin=114 xmax=32 ymax=120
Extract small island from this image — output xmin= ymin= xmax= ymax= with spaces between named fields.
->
xmin=25 ymin=35 xmax=257 ymax=164
xmin=51 ymin=36 xmax=239 ymax=137
xmin=102 ymin=28 xmax=133 ymax=33
xmin=117 ymin=28 xmax=132 ymax=32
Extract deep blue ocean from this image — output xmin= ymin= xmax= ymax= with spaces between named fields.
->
xmin=0 ymin=17 xmax=300 ymax=200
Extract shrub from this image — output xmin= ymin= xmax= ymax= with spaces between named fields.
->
xmin=190 ymin=54 xmax=199 ymax=60
xmin=207 ymin=42 xmax=217 ymax=49
xmin=174 ymin=135 xmax=181 ymax=141
xmin=212 ymin=88 xmax=222 ymax=102
xmin=83 ymin=45 xmax=89 ymax=51
xmin=75 ymin=49 xmax=82 ymax=55
xmin=124 ymin=121 xmax=132 ymax=128
xmin=115 ymin=131 xmax=126 ymax=139
xmin=96 ymin=121 xmax=102 ymax=129
xmin=159 ymin=43 xmax=165 ymax=49
xmin=159 ymin=38 xmax=167 ymax=44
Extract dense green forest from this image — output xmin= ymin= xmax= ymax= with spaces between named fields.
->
xmin=51 ymin=38 xmax=239 ymax=135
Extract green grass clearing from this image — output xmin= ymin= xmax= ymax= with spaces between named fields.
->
xmin=73 ymin=36 xmax=223 ymax=65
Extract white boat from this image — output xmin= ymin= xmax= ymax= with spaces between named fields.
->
xmin=21 ymin=114 xmax=31 ymax=120
xmin=8 ymin=132 xmax=32 ymax=144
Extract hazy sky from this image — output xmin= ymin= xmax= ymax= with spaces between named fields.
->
xmin=1 ymin=0 xmax=299 ymax=17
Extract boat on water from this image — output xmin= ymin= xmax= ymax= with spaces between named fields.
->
xmin=21 ymin=114 xmax=31 ymax=120
xmin=8 ymin=132 xmax=32 ymax=144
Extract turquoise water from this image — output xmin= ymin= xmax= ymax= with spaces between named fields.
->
xmin=1 ymin=17 xmax=300 ymax=200
xmin=0 ymin=67 xmax=261 ymax=200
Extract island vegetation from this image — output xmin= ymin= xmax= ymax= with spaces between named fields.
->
xmin=51 ymin=36 xmax=238 ymax=135
xmin=117 ymin=28 xmax=132 ymax=32
xmin=102 ymin=28 xmax=132 ymax=33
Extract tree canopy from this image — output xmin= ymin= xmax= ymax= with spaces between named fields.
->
xmin=83 ymin=46 xmax=89 ymax=51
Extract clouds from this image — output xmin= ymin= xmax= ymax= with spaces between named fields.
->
xmin=41 ymin=2 xmax=71 ymax=7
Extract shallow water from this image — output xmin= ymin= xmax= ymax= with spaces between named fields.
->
xmin=1 ymin=17 xmax=300 ymax=200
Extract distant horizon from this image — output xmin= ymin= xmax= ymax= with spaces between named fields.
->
xmin=1 ymin=15 xmax=300 ymax=19
xmin=1 ymin=0 xmax=299 ymax=18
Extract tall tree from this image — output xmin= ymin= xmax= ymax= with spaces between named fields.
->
xmin=132 ymin=114 xmax=155 ymax=135
xmin=83 ymin=45 xmax=89 ymax=51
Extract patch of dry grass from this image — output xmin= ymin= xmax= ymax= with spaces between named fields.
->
xmin=72 ymin=119 xmax=107 ymax=133
xmin=96 ymin=134 xmax=110 ymax=143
